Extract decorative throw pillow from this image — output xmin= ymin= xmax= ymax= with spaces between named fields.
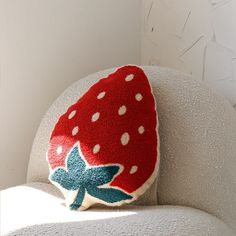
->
xmin=47 ymin=65 xmax=160 ymax=210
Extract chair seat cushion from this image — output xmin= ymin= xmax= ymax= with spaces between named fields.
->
xmin=1 ymin=183 xmax=234 ymax=236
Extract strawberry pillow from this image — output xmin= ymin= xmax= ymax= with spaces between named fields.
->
xmin=47 ymin=65 xmax=160 ymax=210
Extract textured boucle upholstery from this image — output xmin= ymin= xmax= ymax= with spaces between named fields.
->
xmin=1 ymin=183 xmax=235 ymax=236
xmin=26 ymin=66 xmax=236 ymax=232
xmin=144 ymin=67 xmax=236 ymax=232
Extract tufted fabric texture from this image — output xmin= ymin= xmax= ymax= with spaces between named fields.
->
xmin=1 ymin=183 xmax=235 ymax=236
xmin=27 ymin=66 xmax=236 ymax=232
xmin=27 ymin=66 xmax=162 ymax=205
xmin=46 ymin=65 xmax=160 ymax=210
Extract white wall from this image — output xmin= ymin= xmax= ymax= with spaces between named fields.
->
xmin=0 ymin=0 xmax=141 ymax=189
xmin=141 ymin=0 xmax=236 ymax=107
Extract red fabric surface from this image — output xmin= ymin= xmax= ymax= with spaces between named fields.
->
xmin=48 ymin=65 xmax=158 ymax=193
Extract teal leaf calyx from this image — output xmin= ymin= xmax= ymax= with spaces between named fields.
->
xmin=50 ymin=145 xmax=132 ymax=210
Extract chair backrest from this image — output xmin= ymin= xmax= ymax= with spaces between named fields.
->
xmin=27 ymin=66 xmax=236 ymax=231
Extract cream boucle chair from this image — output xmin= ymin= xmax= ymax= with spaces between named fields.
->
xmin=1 ymin=66 xmax=236 ymax=236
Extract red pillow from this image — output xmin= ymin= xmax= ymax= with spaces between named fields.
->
xmin=47 ymin=65 xmax=160 ymax=210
